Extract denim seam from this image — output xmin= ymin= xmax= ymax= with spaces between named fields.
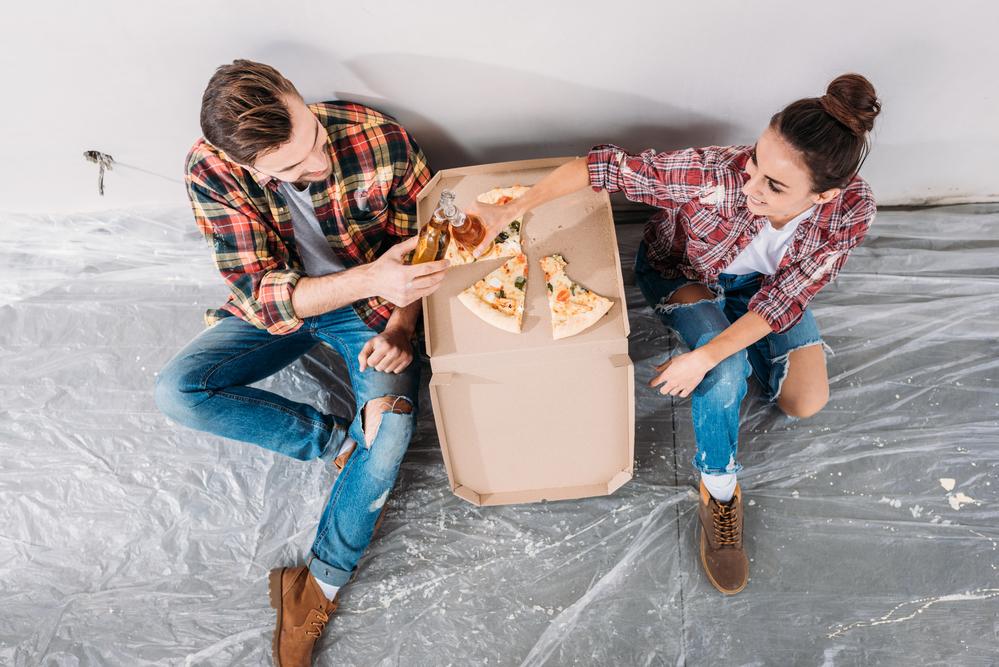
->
xmin=211 ymin=389 xmax=338 ymax=434
xmin=313 ymin=446 xmax=365 ymax=548
xmin=197 ymin=334 xmax=303 ymax=394
xmin=317 ymin=333 xmax=349 ymax=357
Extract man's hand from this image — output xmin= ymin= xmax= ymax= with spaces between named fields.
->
xmin=367 ymin=236 xmax=449 ymax=306
xmin=465 ymin=197 xmax=527 ymax=258
xmin=649 ymin=349 xmax=716 ymax=398
xmin=358 ymin=327 xmax=415 ymax=374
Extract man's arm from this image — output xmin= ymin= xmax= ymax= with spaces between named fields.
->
xmin=290 ymin=266 xmax=372 ymax=319
xmin=291 ymin=235 xmax=448 ymax=319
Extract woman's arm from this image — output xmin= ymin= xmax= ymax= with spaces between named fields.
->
xmin=649 ymin=311 xmax=772 ymax=398
xmin=468 ymin=158 xmax=589 ymax=256
xmin=468 ymin=144 xmax=719 ymax=257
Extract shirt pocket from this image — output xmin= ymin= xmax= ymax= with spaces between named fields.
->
xmin=346 ymin=183 xmax=389 ymax=225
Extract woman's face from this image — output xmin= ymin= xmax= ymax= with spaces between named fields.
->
xmin=743 ymin=127 xmax=840 ymax=222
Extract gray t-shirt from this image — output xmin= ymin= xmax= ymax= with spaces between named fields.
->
xmin=278 ymin=182 xmax=346 ymax=276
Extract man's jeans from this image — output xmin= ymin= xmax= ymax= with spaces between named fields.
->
xmin=634 ymin=242 xmax=826 ymax=476
xmin=154 ymin=306 xmax=419 ymax=588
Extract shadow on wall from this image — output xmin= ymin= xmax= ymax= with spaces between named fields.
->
xmin=343 ymin=53 xmax=740 ymax=168
xmin=254 ymin=44 xmax=739 ymax=171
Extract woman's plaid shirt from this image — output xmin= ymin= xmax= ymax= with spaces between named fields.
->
xmin=587 ymin=144 xmax=876 ymax=333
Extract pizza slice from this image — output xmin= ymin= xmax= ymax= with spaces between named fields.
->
xmin=444 ymin=185 xmax=529 ymax=265
xmin=539 ymin=253 xmax=614 ymax=340
xmin=457 ymin=253 xmax=529 ymax=333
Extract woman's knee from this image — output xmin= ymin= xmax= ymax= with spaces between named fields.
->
xmin=667 ymin=283 xmax=716 ymax=305
xmin=778 ymin=385 xmax=829 ymax=419
xmin=776 ymin=344 xmax=829 ymax=418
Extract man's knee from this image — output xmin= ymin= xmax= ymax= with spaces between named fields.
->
xmin=153 ymin=362 xmax=204 ymax=425
xmin=362 ymin=395 xmax=414 ymax=445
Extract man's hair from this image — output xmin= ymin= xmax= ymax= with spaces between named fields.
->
xmin=199 ymin=59 xmax=301 ymax=165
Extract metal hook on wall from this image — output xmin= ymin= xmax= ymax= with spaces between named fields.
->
xmin=83 ymin=150 xmax=115 ymax=196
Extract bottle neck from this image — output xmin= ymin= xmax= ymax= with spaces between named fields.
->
xmin=433 ymin=206 xmax=466 ymax=227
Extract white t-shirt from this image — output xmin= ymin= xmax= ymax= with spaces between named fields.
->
xmin=279 ymin=182 xmax=346 ymax=277
xmin=721 ymin=206 xmax=815 ymax=276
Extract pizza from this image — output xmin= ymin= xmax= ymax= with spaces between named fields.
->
xmin=539 ymin=253 xmax=614 ymax=340
xmin=457 ymin=253 xmax=529 ymax=333
xmin=444 ymin=185 xmax=529 ymax=265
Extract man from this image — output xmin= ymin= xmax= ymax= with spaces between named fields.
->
xmin=154 ymin=60 xmax=448 ymax=666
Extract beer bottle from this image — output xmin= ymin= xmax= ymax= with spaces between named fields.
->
xmin=411 ymin=190 xmax=457 ymax=264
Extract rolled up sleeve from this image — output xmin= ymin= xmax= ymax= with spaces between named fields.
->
xmin=187 ymin=178 xmax=304 ymax=335
xmin=587 ymin=144 xmax=713 ymax=208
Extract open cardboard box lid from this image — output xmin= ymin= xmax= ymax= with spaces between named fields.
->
xmin=419 ymin=157 xmax=634 ymax=506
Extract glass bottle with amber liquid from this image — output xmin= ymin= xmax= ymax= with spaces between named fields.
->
xmin=450 ymin=208 xmax=493 ymax=256
xmin=411 ymin=190 xmax=458 ymax=264
xmin=411 ymin=190 xmax=494 ymax=264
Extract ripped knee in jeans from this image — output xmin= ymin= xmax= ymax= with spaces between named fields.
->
xmin=362 ymin=395 xmax=413 ymax=447
xmin=654 ymin=283 xmax=724 ymax=316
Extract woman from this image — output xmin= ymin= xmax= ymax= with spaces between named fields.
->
xmin=469 ymin=74 xmax=881 ymax=595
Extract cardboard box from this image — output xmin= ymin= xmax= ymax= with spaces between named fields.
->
xmin=420 ymin=157 xmax=634 ymax=506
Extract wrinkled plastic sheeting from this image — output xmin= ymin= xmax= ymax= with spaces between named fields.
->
xmin=0 ymin=203 xmax=997 ymax=666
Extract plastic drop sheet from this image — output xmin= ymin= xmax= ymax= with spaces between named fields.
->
xmin=0 ymin=203 xmax=997 ymax=666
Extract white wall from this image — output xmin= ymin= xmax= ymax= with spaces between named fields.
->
xmin=1 ymin=0 xmax=996 ymax=213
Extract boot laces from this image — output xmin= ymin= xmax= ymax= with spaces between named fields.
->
xmin=712 ymin=499 xmax=741 ymax=546
xmin=305 ymin=609 xmax=330 ymax=639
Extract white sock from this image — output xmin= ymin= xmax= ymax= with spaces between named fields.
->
xmin=314 ymin=578 xmax=341 ymax=602
xmin=702 ymin=473 xmax=737 ymax=503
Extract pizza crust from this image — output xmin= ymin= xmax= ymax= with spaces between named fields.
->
xmin=457 ymin=254 xmax=529 ymax=333
xmin=552 ymin=297 xmax=614 ymax=340
xmin=457 ymin=291 xmax=522 ymax=333
xmin=540 ymin=253 xmax=614 ymax=340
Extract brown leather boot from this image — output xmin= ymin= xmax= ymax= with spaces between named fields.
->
xmin=269 ymin=566 xmax=337 ymax=666
xmin=697 ymin=481 xmax=749 ymax=594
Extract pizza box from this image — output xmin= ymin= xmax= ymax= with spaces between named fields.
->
xmin=419 ymin=157 xmax=634 ymax=506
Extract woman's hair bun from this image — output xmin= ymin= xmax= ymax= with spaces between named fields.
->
xmin=820 ymin=73 xmax=881 ymax=136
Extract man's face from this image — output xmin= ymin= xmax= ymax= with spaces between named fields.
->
xmin=249 ymin=94 xmax=332 ymax=184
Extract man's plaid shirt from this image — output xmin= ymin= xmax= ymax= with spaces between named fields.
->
xmin=185 ymin=101 xmax=431 ymax=335
xmin=587 ymin=143 xmax=876 ymax=333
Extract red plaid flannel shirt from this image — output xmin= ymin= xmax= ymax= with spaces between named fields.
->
xmin=587 ymin=144 xmax=876 ymax=333
xmin=185 ymin=101 xmax=431 ymax=335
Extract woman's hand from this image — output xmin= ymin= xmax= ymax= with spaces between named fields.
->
xmin=649 ymin=348 xmax=716 ymax=398
xmin=465 ymin=197 xmax=526 ymax=258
